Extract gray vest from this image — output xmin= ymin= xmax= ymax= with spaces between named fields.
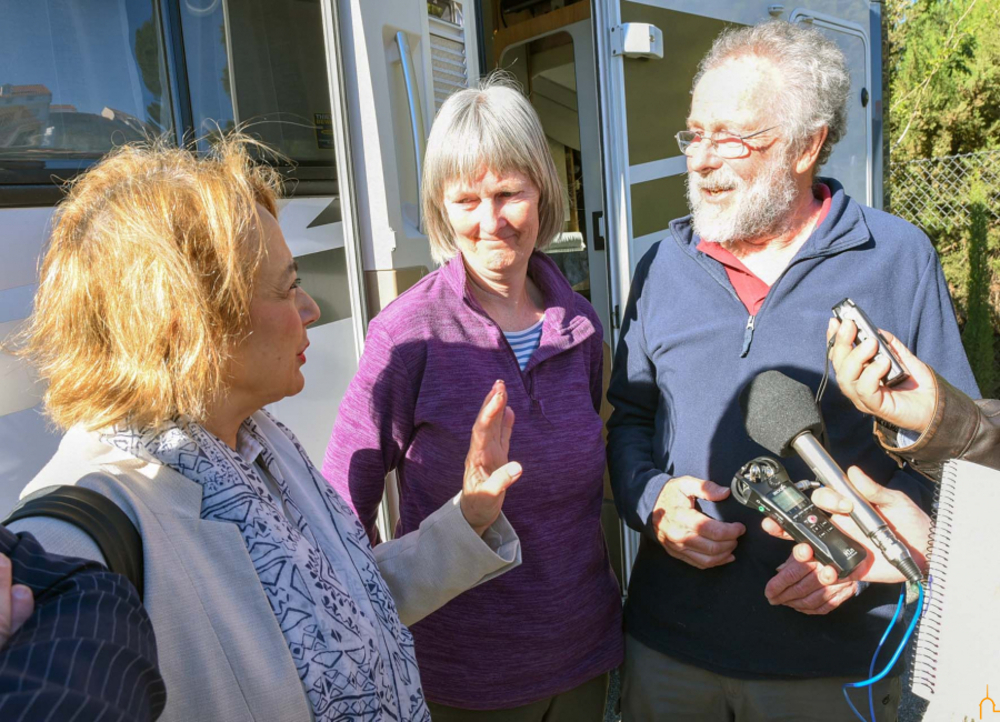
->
xmin=14 ymin=423 xmax=520 ymax=722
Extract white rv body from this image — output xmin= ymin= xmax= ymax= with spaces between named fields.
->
xmin=0 ymin=0 xmax=882 ymax=582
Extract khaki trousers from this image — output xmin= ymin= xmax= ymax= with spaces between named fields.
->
xmin=621 ymin=634 xmax=901 ymax=722
xmin=427 ymin=672 xmax=610 ymax=722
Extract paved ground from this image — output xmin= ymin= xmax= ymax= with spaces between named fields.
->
xmin=900 ymin=688 xmax=928 ymax=721
xmin=900 ymin=648 xmax=929 ymax=722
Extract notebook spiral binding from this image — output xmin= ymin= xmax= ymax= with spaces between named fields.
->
xmin=910 ymin=471 xmax=960 ymax=695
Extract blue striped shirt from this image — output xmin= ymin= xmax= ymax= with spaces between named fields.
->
xmin=503 ymin=319 xmax=544 ymax=371
xmin=0 ymin=525 xmax=165 ymax=722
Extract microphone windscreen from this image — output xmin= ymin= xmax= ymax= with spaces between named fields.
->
xmin=740 ymin=370 xmax=824 ymax=456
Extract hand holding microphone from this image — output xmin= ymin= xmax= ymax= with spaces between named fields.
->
xmin=763 ymin=465 xmax=930 ymax=585
xmin=740 ymin=371 xmax=924 ymax=585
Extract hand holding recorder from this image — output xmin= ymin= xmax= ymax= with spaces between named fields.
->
xmin=828 ymin=317 xmax=936 ymax=435
xmin=762 ymin=466 xmax=930 ymax=585
xmin=741 ymin=370 xmax=924 ymax=585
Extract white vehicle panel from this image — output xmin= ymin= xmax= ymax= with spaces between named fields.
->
xmin=0 ymin=207 xmax=52 ymax=292
xmin=0 ymin=406 xmax=61 ymax=515
xmin=267 ymin=317 xmax=358 ymax=468
xmin=277 ymin=197 xmax=346 ymax=255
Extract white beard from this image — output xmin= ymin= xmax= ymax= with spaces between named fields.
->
xmin=687 ymin=152 xmax=798 ymax=245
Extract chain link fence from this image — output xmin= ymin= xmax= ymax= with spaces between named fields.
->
xmin=888 ymin=149 xmax=1000 ymax=396
xmin=888 ymin=149 xmax=1000 ymax=234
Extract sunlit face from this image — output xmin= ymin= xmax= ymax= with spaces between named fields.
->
xmin=685 ymin=57 xmax=797 ymax=243
xmin=227 ymin=205 xmax=320 ymax=411
xmin=443 ymin=168 xmax=541 ymax=279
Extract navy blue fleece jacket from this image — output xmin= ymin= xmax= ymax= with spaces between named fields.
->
xmin=607 ymin=178 xmax=979 ymax=679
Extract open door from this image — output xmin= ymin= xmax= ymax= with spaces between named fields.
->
xmin=593 ymin=0 xmax=879 ymax=586
xmin=485 ymin=4 xmax=626 ymax=591
xmin=789 ymin=9 xmax=876 ymax=208
xmin=495 ymin=19 xmax=612 ymax=343
xmin=335 ymin=0 xmax=480 ymax=309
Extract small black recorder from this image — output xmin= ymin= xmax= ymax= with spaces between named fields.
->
xmin=832 ymin=298 xmax=910 ymax=387
xmin=731 ymin=457 xmax=866 ymax=579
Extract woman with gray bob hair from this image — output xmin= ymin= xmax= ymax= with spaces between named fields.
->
xmin=422 ymin=75 xmax=565 ymax=263
xmin=324 ymin=73 xmax=623 ymax=720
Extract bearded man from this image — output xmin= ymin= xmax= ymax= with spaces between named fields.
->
xmin=606 ymin=21 xmax=979 ymax=721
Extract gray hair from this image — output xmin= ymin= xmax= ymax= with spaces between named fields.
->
xmin=694 ymin=21 xmax=850 ymax=171
xmin=421 ymin=72 xmax=564 ymax=265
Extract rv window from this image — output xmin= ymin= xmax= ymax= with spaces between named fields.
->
xmin=182 ymin=0 xmax=338 ymax=186
xmin=179 ymin=0 xmax=235 ymax=150
xmin=428 ymin=1 xmax=464 ymax=26
xmin=0 ymin=0 xmax=173 ymax=187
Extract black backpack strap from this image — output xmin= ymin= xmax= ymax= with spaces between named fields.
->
xmin=3 ymin=486 xmax=144 ymax=599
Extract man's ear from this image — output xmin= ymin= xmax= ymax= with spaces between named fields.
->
xmin=794 ymin=126 xmax=829 ymax=176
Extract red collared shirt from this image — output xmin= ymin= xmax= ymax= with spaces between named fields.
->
xmin=697 ymin=183 xmax=832 ymax=314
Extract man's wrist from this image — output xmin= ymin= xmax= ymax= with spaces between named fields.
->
xmin=640 ymin=473 xmax=673 ymax=534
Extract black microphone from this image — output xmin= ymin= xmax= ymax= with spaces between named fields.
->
xmin=740 ymin=370 xmax=922 ymax=583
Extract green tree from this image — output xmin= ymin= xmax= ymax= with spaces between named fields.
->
xmin=885 ymin=0 xmax=1000 ymax=386
xmin=963 ymin=179 xmax=997 ymax=396
xmin=887 ymin=0 xmax=1000 ymax=161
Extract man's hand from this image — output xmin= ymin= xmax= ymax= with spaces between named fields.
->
xmin=763 ymin=465 xmax=930 ymax=588
xmin=828 ymin=318 xmax=936 ymax=434
xmin=764 ymin=551 xmax=858 ymax=615
xmin=650 ymin=476 xmax=745 ymax=569
xmin=461 ymin=380 xmax=523 ymax=536
xmin=0 ymin=553 xmax=34 ymax=648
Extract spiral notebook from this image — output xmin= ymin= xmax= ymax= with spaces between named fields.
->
xmin=910 ymin=459 xmax=1000 ymax=721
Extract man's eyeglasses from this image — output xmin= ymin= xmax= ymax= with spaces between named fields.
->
xmin=675 ymin=126 xmax=778 ymax=159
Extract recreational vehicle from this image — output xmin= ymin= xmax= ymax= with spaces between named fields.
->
xmin=0 ymin=0 xmax=883 ymax=586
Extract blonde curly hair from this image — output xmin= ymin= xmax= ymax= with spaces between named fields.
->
xmin=15 ymin=135 xmax=283 ymax=431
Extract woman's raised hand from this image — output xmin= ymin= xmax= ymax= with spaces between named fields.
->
xmin=461 ymin=380 xmax=522 ymax=536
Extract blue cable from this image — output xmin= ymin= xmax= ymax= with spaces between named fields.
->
xmin=870 ymin=587 xmax=904 ymax=721
xmin=842 ymin=582 xmax=924 ymax=722
xmin=843 ymin=586 xmax=903 ymax=722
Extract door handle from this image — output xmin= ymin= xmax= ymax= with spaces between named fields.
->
xmin=395 ymin=31 xmax=423 ymax=230
xmin=591 ymin=210 xmax=605 ymax=251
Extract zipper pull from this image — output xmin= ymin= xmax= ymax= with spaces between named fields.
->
xmin=740 ymin=315 xmax=755 ymax=357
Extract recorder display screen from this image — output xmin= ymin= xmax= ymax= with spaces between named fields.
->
xmin=771 ymin=485 xmax=807 ymax=514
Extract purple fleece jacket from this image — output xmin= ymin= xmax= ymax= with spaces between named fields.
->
xmin=322 ymin=252 xmax=623 ymax=709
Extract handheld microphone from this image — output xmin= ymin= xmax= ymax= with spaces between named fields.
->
xmin=740 ymin=370 xmax=923 ymax=584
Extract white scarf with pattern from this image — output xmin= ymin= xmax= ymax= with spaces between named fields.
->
xmin=101 ymin=411 xmax=430 ymax=721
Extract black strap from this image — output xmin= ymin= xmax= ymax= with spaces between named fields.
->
xmin=3 ymin=487 xmax=144 ymax=600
